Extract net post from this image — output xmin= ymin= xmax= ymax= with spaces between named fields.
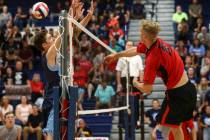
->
xmin=53 ymin=87 xmax=60 ymax=140
xmin=60 ymin=10 xmax=69 ymax=139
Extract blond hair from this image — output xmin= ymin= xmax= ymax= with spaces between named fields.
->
xmin=140 ymin=20 xmax=161 ymax=40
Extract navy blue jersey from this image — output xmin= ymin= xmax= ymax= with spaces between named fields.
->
xmin=145 ymin=108 xmax=161 ymax=128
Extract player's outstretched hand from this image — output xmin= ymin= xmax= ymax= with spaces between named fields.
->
xmin=87 ymin=0 xmax=95 ymax=16
xmin=104 ymin=53 xmax=117 ymax=64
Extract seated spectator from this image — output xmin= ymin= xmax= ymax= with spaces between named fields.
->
xmin=176 ymin=19 xmax=190 ymax=42
xmin=15 ymin=95 xmax=32 ymax=126
xmin=109 ymin=38 xmax=123 ymax=52
xmin=3 ymin=66 xmax=14 ymax=86
xmin=0 ymin=6 xmax=12 ymax=28
xmin=73 ymin=65 xmax=88 ymax=89
xmin=145 ymin=99 xmax=161 ymax=140
xmin=73 ymin=81 xmax=85 ymax=111
xmin=200 ymin=105 xmax=210 ymax=140
xmin=23 ymin=104 xmax=42 ymax=140
xmin=14 ymin=6 xmax=27 ymax=30
xmin=78 ymin=55 xmax=93 ymax=74
xmin=109 ymin=22 xmax=124 ymax=41
xmin=189 ymin=38 xmax=206 ymax=64
xmin=30 ymin=73 xmax=44 ymax=103
xmin=5 ymin=37 xmax=18 ymax=67
xmin=172 ymin=5 xmax=188 ymax=31
xmin=198 ymin=77 xmax=209 ymax=105
xmin=175 ymin=40 xmax=188 ymax=61
xmin=184 ymin=55 xmax=194 ymax=71
xmin=0 ymin=68 xmax=5 ymax=98
xmin=76 ymin=119 xmax=92 ymax=137
xmin=0 ymin=112 xmax=22 ymax=140
xmin=193 ymin=17 xmax=204 ymax=35
xmin=131 ymin=0 xmax=145 ymax=19
xmin=197 ymin=26 xmax=210 ymax=47
xmin=94 ymin=79 xmax=115 ymax=110
xmin=205 ymin=90 xmax=210 ymax=106
xmin=0 ymin=96 xmax=13 ymax=125
xmin=13 ymin=60 xmax=30 ymax=86
xmin=187 ymin=67 xmax=198 ymax=86
xmin=18 ymin=38 xmax=33 ymax=70
xmin=12 ymin=26 xmax=22 ymax=47
xmin=22 ymin=26 xmax=34 ymax=46
xmin=200 ymin=57 xmax=210 ymax=81
xmin=79 ymin=34 xmax=91 ymax=53
xmin=188 ymin=0 xmax=202 ymax=30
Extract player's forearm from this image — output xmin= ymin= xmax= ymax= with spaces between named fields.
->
xmin=116 ymin=71 xmax=121 ymax=85
xmin=191 ymin=128 xmax=197 ymax=140
xmin=133 ymin=82 xmax=152 ymax=94
xmin=75 ymin=13 xmax=93 ymax=37
xmin=115 ymin=47 xmax=138 ymax=59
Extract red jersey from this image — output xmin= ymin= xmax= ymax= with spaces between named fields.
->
xmin=137 ymin=38 xmax=184 ymax=89
xmin=30 ymin=81 xmax=44 ymax=94
xmin=169 ymin=119 xmax=195 ymax=140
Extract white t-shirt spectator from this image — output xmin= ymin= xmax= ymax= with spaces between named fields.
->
xmin=15 ymin=104 xmax=32 ymax=122
xmin=0 ymin=105 xmax=13 ymax=121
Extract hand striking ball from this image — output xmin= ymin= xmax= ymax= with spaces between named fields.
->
xmin=32 ymin=2 xmax=49 ymax=20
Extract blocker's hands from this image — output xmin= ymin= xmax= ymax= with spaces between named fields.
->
xmin=87 ymin=0 xmax=95 ymax=16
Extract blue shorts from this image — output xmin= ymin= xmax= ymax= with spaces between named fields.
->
xmin=43 ymin=109 xmax=54 ymax=135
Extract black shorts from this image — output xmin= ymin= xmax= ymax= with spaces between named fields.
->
xmin=157 ymin=81 xmax=197 ymax=128
xmin=121 ymin=77 xmax=139 ymax=93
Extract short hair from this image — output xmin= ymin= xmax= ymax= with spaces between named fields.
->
xmin=4 ymin=111 xmax=14 ymax=119
xmin=33 ymin=31 xmax=47 ymax=51
xmin=140 ymin=20 xmax=160 ymax=40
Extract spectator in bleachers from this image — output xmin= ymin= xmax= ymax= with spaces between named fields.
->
xmin=172 ymin=5 xmax=188 ymax=32
xmin=0 ymin=6 xmax=12 ymax=28
xmin=184 ymin=55 xmax=193 ymax=70
xmin=145 ymin=99 xmax=161 ymax=140
xmin=189 ymin=38 xmax=206 ymax=64
xmin=95 ymin=79 xmax=115 ymax=111
xmin=4 ymin=66 xmax=14 ymax=86
xmin=23 ymin=104 xmax=42 ymax=140
xmin=15 ymin=95 xmax=32 ymax=126
xmin=5 ymin=37 xmax=18 ymax=67
xmin=0 ymin=0 xmax=5 ymax=12
xmin=193 ymin=17 xmax=204 ymax=37
xmin=79 ymin=34 xmax=92 ymax=53
xmin=109 ymin=38 xmax=123 ymax=52
xmin=200 ymin=105 xmax=210 ymax=140
xmin=204 ymin=90 xmax=210 ymax=105
xmin=175 ymin=40 xmax=188 ymax=61
xmin=176 ymin=19 xmax=190 ymax=43
xmin=13 ymin=61 xmax=30 ymax=86
xmin=27 ymin=8 xmax=37 ymax=28
xmin=30 ymin=73 xmax=44 ymax=104
xmin=76 ymin=118 xmax=92 ymax=137
xmin=200 ymin=57 xmax=210 ymax=81
xmin=17 ymin=38 xmax=33 ymax=70
xmin=0 ymin=68 xmax=5 ymax=98
xmin=13 ymin=26 xmax=22 ymax=47
xmin=197 ymin=26 xmax=210 ymax=47
xmin=187 ymin=67 xmax=198 ymax=86
xmin=109 ymin=22 xmax=124 ymax=42
xmin=131 ymin=0 xmax=145 ymax=19
xmin=0 ymin=96 xmax=13 ymax=125
xmin=188 ymin=0 xmax=202 ymax=30
xmin=74 ymin=65 xmax=88 ymax=89
xmin=198 ymin=77 xmax=209 ymax=105
xmin=14 ymin=6 xmax=27 ymax=31
xmin=0 ymin=112 xmax=22 ymax=140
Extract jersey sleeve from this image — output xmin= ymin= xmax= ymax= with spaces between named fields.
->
xmin=186 ymin=119 xmax=194 ymax=129
xmin=143 ymin=54 xmax=160 ymax=85
xmin=136 ymin=42 xmax=147 ymax=54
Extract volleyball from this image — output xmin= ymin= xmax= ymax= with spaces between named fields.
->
xmin=32 ymin=2 xmax=49 ymax=20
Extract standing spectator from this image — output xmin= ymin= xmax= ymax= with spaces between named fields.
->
xmin=0 ymin=6 xmax=12 ymax=28
xmin=23 ymin=104 xmax=42 ymax=140
xmin=116 ymin=41 xmax=144 ymax=127
xmin=131 ymin=0 xmax=145 ymax=19
xmin=0 ymin=96 xmax=13 ymax=125
xmin=14 ymin=6 xmax=27 ymax=30
xmin=74 ymin=65 xmax=88 ymax=88
xmin=94 ymin=79 xmax=115 ymax=110
xmin=76 ymin=119 xmax=92 ymax=137
xmin=188 ymin=0 xmax=202 ymax=30
xmin=200 ymin=105 xmax=210 ymax=140
xmin=78 ymin=55 xmax=93 ymax=74
xmin=0 ymin=112 xmax=22 ymax=140
xmin=145 ymin=99 xmax=161 ymax=140
xmin=30 ymin=73 xmax=44 ymax=103
xmin=172 ymin=5 xmax=188 ymax=31
xmin=15 ymin=95 xmax=32 ymax=126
